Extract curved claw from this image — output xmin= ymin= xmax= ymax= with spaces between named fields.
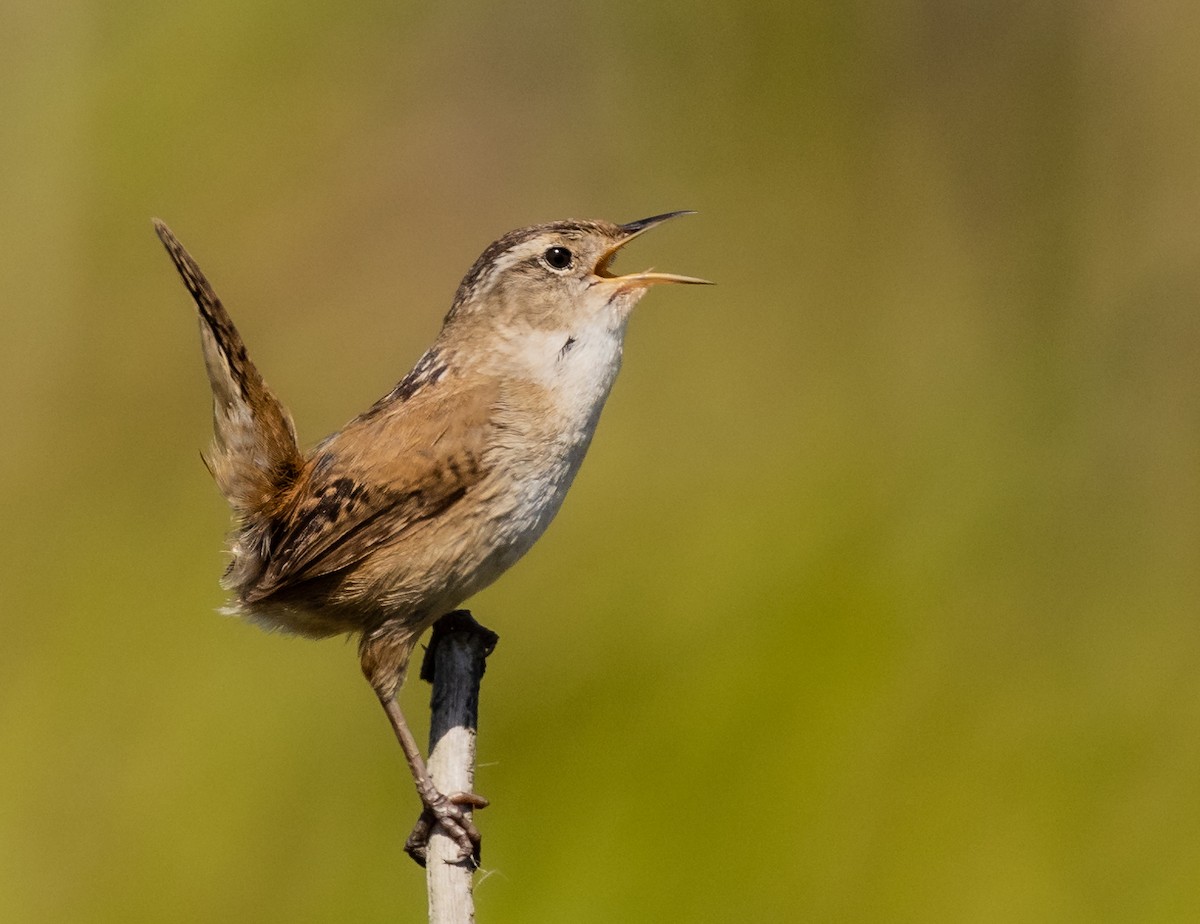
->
xmin=404 ymin=791 xmax=489 ymax=868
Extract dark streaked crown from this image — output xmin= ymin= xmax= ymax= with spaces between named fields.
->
xmin=448 ymin=219 xmax=621 ymax=317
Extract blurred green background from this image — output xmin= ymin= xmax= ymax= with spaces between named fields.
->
xmin=3 ymin=1 xmax=1199 ymax=920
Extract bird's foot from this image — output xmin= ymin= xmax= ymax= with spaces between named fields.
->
xmin=404 ymin=790 xmax=490 ymax=867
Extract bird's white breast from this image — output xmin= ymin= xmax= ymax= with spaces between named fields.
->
xmin=475 ymin=315 xmax=628 ymax=578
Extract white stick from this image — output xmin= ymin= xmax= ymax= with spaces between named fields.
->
xmin=422 ymin=611 xmax=499 ymax=924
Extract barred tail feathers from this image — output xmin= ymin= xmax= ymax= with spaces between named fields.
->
xmin=153 ymin=219 xmax=301 ymax=520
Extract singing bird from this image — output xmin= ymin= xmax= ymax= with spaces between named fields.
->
xmin=155 ymin=213 xmax=709 ymax=863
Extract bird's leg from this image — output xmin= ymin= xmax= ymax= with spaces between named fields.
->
xmin=376 ymin=693 xmax=489 ymax=866
xmin=360 ymin=626 xmax=488 ymax=867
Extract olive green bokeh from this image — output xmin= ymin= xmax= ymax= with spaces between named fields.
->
xmin=3 ymin=1 xmax=1199 ymax=921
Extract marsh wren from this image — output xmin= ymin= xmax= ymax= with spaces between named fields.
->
xmin=154 ymin=212 xmax=709 ymax=864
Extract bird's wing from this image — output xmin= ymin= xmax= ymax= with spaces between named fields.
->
xmin=244 ymin=380 xmax=497 ymax=603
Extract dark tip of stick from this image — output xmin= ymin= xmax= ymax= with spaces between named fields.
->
xmin=420 ymin=611 xmax=500 ymax=684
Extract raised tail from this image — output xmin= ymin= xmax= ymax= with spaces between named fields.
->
xmin=153 ymin=219 xmax=302 ymax=524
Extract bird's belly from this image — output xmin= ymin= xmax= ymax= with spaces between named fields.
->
xmin=459 ymin=447 xmax=584 ymax=591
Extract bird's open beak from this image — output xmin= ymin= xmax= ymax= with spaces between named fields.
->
xmin=593 ymin=211 xmax=713 ymax=289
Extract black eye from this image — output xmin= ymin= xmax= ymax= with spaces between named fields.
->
xmin=543 ymin=246 xmax=573 ymax=270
